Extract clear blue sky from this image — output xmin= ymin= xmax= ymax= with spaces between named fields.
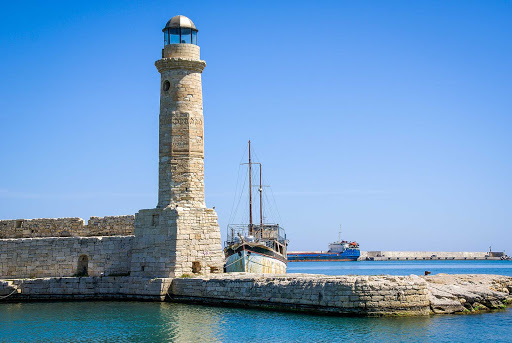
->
xmin=1 ymin=1 xmax=511 ymax=252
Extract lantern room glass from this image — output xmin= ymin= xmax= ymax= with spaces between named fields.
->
xmin=180 ymin=28 xmax=191 ymax=44
xmin=169 ymin=28 xmax=180 ymax=44
xmin=164 ymin=28 xmax=198 ymax=46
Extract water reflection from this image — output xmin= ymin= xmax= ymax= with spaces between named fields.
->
xmin=0 ymin=301 xmax=510 ymax=342
xmin=157 ymin=302 xmax=223 ymax=342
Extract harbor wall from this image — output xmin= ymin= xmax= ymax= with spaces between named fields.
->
xmin=0 ymin=274 xmax=430 ymax=316
xmin=2 ymin=274 xmax=511 ymax=316
xmin=0 ymin=277 xmax=172 ymax=301
xmin=359 ymin=251 xmax=492 ymax=261
xmin=0 ymin=216 xmax=135 ymax=239
xmin=0 ymin=236 xmax=133 ymax=278
xmin=170 ymin=274 xmax=430 ymax=316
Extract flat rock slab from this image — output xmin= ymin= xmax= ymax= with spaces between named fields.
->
xmin=422 ymin=274 xmax=512 ymax=314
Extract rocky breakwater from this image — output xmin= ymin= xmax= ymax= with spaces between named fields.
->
xmin=424 ymin=274 xmax=512 ymax=314
xmin=170 ymin=273 xmax=430 ymax=316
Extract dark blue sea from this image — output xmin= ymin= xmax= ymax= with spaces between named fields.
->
xmin=1 ymin=260 xmax=511 ymax=343
xmin=288 ymin=259 xmax=512 ymax=277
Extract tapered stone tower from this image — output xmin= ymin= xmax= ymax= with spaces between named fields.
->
xmin=130 ymin=15 xmax=224 ymax=278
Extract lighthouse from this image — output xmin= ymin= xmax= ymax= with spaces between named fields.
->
xmin=131 ymin=15 xmax=224 ymax=278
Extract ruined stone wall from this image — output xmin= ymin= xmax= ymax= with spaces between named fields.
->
xmin=0 ymin=218 xmax=85 ymax=239
xmin=0 ymin=215 xmax=134 ymax=239
xmin=0 ymin=236 xmax=133 ymax=278
xmin=170 ymin=274 xmax=430 ymax=316
xmin=86 ymin=216 xmax=135 ymax=236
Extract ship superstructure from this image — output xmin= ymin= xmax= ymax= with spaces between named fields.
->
xmin=288 ymin=229 xmax=360 ymax=262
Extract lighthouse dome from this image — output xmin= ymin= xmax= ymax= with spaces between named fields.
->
xmin=163 ymin=15 xmax=198 ymax=45
xmin=163 ymin=15 xmax=197 ymax=31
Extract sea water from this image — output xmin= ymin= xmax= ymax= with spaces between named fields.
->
xmin=1 ymin=260 xmax=511 ymax=343
xmin=288 ymin=259 xmax=512 ymax=277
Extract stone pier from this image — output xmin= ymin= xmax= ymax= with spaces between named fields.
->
xmin=2 ymin=274 xmax=511 ymax=317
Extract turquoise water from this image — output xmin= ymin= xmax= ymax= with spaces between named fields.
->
xmin=1 ymin=301 xmax=512 ymax=342
xmin=288 ymin=259 xmax=512 ymax=277
xmin=1 ymin=260 xmax=512 ymax=342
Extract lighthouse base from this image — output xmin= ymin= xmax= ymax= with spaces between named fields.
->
xmin=130 ymin=206 xmax=224 ymax=278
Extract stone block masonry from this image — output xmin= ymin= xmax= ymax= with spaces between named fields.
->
xmin=2 ymin=274 xmax=510 ymax=316
xmin=0 ymin=215 xmax=134 ymax=239
xmin=1 ymin=277 xmax=172 ymax=301
xmin=170 ymin=274 xmax=431 ymax=316
xmin=130 ymin=207 xmax=223 ymax=278
xmin=130 ymin=40 xmax=225 ymax=278
xmin=0 ymin=236 xmax=133 ymax=278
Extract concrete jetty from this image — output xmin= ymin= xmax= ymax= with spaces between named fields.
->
xmin=2 ymin=274 xmax=511 ymax=316
xmin=359 ymin=251 xmax=509 ymax=261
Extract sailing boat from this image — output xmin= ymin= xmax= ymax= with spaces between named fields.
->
xmin=224 ymin=141 xmax=288 ymax=273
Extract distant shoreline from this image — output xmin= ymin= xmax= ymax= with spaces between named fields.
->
xmin=286 ymin=250 xmax=510 ymax=261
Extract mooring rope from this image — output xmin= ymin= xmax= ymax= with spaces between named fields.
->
xmin=0 ymin=289 xmax=18 ymax=300
xmin=224 ymin=255 xmax=245 ymax=268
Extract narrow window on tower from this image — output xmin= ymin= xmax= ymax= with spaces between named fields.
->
xmin=152 ymin=214 xmax=160 ymax=226
xmin=192 ymin=30 xmax=197 ymax=45
xmin=163 ymin=80 xmax=170 ymax=92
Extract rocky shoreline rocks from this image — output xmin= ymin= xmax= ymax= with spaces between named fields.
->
xmin=424 ymin=274 xmax=512 ymax=314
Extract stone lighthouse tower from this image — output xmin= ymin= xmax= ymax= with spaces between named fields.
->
xmin=130 ymin=15 xmax=224 ymax=278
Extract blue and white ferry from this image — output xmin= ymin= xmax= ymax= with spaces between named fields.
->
xmin=288 ymin=238 xmax=360 ymax=262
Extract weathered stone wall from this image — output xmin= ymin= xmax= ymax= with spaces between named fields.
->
xmin=130 ymin=207 xmax=224 ymax=278
xmin=1 ymin=277 xmax=172 ymax=301
xmin=0 ymin=218 xmax=85 ymax=238
xmin=0 ymin=215 xmax=134 ymax=239
xmin=86 ymin=216 xmax=135 ymax=236
xmin=0 ymin=236 xmax=133 ymax=278
xmin=163 ymin=43 xmax=200 ymax=59
xmin=2 ymin=274 xmax=511 ymax=316
xmin=170 ymin=273 xmax=431 ymax=316
xmin=155 ymin=43 xmax=206 ymax=209
xmin=130 ymin=40 xmax=224 ymax=278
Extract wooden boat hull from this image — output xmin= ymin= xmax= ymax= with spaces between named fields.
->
xmin=225 ymin=243 xmax=287 ymax=273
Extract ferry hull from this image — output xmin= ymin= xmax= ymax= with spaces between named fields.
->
xmin=287 ymin=249 xmax=360 ymax=262
xmin=225 ymin=244 xmax=287 ymax=273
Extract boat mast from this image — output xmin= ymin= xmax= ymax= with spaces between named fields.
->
xmin=248 ymin=140 xmax=253 ymax=234
xmin=259 ymin=164 xmax=263 ymax=229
